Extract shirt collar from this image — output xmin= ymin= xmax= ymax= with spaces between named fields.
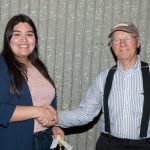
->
xmin=117 ymin=56 xmax=141 ymax=71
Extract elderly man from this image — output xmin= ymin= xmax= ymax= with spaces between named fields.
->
xmin=58 ymin=22 xmax=150 ymax=149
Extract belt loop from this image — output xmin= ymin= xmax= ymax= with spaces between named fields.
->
xmin=140 ymin=138 xmax=144 ymax=145
xmin=108 ymin=133 xmax=112 ymax=142
xmin=140 ymin=137 xmax=146 ymax=145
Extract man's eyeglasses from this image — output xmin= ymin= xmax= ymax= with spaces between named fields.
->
xmin=111 ymin=36 xmax=137 ymax=45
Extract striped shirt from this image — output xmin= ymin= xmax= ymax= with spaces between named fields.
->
xmin=58 ymin=57 xmax=150 ymax=139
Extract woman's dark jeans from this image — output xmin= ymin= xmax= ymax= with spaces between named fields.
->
xmin=32 ymin=129 xmax=52 ymax=150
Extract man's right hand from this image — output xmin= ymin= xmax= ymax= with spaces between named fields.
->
xmin=36 ymin=105 xmax=58 ymax=127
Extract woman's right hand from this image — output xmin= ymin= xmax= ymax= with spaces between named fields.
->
xmin=9 ymin=105 xmax=57 ymax=126
xmin=36 ymin=105 xmax=58 ymax=127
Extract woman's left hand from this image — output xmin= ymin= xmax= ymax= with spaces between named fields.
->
xmin=52 ymin=126 xmax=65 ymax=139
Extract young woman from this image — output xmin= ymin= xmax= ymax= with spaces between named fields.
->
xmin=0 ymin=14 xmax=64 ymax=150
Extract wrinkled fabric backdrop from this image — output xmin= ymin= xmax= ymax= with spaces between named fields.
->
xmin=0 ymin=0 xmax=150 ymax=149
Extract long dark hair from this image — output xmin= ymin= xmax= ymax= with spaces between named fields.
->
xmin=1 ymin=14 xmax=55 ymax=94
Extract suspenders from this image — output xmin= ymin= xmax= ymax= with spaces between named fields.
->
xmin=103 ymin=61 xmax=150 ymax=138
xmin=103 ymin=65 xmax=117 ymax=133
xmin=140 ymin=62 xmax=150 ymax=137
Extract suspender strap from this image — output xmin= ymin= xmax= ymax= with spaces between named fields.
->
xmin=140 ymin=61 xmax=150 ymax=137
xmin=103 ymin=65 xmax=117 ymax=133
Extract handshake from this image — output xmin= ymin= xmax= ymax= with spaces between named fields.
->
xmin=35 ymin=105 xmax=58 ymax=128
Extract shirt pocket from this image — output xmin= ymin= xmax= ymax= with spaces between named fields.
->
xmin=131 ymin=92 xmax=144 ymax=117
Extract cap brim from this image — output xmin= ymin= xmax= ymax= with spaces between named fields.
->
xmin=108 ymin=27 xmax=138 ymax=38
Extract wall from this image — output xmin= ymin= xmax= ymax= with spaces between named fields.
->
xmin=0 ymin=0 xmax=150 ymax=149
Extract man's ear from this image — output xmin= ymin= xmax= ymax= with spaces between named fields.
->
xmin=137 ymin=37 xmax=141 ymax=48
